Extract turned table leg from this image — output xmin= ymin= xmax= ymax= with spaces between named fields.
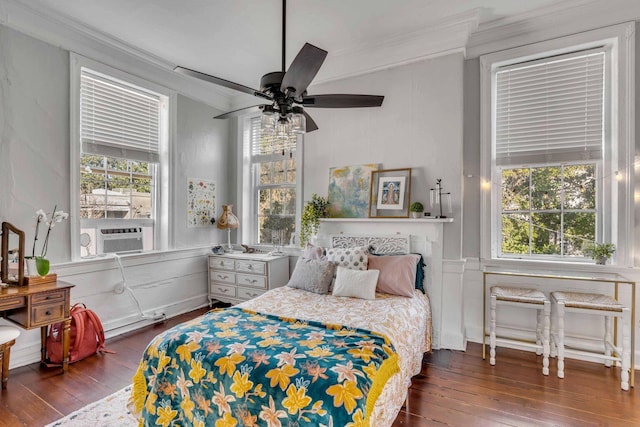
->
xmin=62 ymin=318 xmax=71 ymax=371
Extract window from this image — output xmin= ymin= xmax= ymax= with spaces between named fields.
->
xmin=500 ymin=163 xmax=596 ymax=258
xmin=480 ymin=24 xmax=634 ymax=265
xmin=245 ymin=116 xmax=300 ymax=245
xmin=71 ymin=56 xmax=170 ymax=257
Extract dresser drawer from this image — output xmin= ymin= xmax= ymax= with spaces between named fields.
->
xmin=210 ymin=283 xmax=237 ymax=298
xmin=0 ymin=296 xmax=25 ymax=311
xmin=237 ymin=287 xmax=265 ymax=300
xmin=31 ymin=302 xmax=65 ymax=327
xmin=209 ymin=257 xmax=235 ymax=270
xmin=236 ymin=274 xmax=267 ymax=289
xmin=210 ymin=270 xmax=236 ymax=284
xmin=31 ymin=290 xmax=66 ymax=304
xmin=236 ymin=260 xmax=266 ymax=275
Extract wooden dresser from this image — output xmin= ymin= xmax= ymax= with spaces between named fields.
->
xmin=208 ymin=253 xmax=289 ymax=305
xmin=0 ymin=281 xmax=74 ymax=371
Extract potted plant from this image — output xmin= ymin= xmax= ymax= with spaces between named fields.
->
xmin=583 ymin=242 xmax=616 ymax=265
xmin=300 ymin=194 xmax=329 ymax=247
xmin=410 ymin=201 xmax=424 ymax=218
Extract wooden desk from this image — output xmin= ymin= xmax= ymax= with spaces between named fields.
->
xmin=0 ymin=281 xmax=74 ymax=371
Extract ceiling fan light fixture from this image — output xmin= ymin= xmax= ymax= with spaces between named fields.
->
xmin=290 ymin=112 xmax=306 ymax=134
xmin=275 ymin=117 xmax=291 ymax=140
xmin=261 ymin=107 xmax=277 ymax=134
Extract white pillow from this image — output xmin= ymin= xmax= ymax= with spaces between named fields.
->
xmin=332 ymin=266 xmax=379 ymax=300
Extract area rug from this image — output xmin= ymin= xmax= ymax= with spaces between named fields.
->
xmin=45 ymin=385 xmax=136 ymax=427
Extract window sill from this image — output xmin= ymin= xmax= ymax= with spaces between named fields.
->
xmin=481 ymin=257 xmax=634 ymax=279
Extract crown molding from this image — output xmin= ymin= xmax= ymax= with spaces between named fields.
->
xmin=312 ymin=9 xmax=480 ymax=85
xmin=467 ymin=0 xmax=640 ymax=58
xmin=0 ymin=0 xmax=232 ymax=111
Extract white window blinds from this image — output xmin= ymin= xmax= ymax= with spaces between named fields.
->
xmin=495 ymin=49 xmax=605 ymax=166
xmin=81 ymin=68 xmax=161 ymax=163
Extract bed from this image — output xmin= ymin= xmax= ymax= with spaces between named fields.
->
xmin=129 ymin=236 xmax=432 ymax=427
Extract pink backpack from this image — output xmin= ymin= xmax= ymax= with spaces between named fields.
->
xmin=46 ymin=303 xmax=111 ymax=364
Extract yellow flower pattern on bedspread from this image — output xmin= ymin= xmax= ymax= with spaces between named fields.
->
xmin=130 ymin=307 xmax=399 ymax=427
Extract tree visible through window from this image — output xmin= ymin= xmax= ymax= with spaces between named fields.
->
xmin=80 ymin=154 xmax=154 ymax=219
xmin=500 ymin=163 xmax=596 ymax=257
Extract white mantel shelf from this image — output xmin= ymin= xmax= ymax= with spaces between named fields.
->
xmin=320 ymin=218 xmax=454 ymax=223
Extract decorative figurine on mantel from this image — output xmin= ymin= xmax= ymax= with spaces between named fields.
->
xmin=429 ymin=178 xmax=453 ymax=219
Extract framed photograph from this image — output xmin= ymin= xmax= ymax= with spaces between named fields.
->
xmin=369 ymin=168 xmax=411 ymax=218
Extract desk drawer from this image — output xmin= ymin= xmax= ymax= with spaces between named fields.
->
xmin=209 ymin=258 xmax=235 ymax=270
xmin=31 ymin=290 xmax=66 ymax=304
xmin=236 ymin=274 xmax=266 ymax=289
xmin=210 ymin=270 xmax=236 ymax=284
xmin=210 ymin=283 xmax=236 ymax=298
xmin=31 ymin=302 xmax=65 ymax=327
xmin=236 ymin=260 xmax=266 ymax=275
xmin=0 ymin=296 xmax=26 ymax=311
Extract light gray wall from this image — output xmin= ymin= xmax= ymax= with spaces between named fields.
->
xmin=303 ymin=52 xmax=465 ymax=259
xmin=0 ymin=25 xmax=232 ymax=261
xmin=462 ymin=58 xmax=481 ymax=259
xmin=0 ymin=25 xmax=71 ymax=262
xmin=173 ymin=95 xmax=229 ymax=248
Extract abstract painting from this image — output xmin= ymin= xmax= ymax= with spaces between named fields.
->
xmin=327 ymin=164 xmax=378 ymax=218
xmin=187 ymin=178 xmax=216 ymax=227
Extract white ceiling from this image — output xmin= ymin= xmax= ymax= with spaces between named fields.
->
xmin=19 ymin=0 xmax=570 ymax=93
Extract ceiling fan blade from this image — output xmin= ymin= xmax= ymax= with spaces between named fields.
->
xmin=175 ymin=66 xmax=266 ymax=98
xmin=302 ymin=94 xmax=384 ymax=108
xmin=303 ymin=110 xmax=319 ymax=132
xmin=280 ymin=43 xmax=328 ymax=97
xmin=215 ymin=105 xmax=268 ymax=119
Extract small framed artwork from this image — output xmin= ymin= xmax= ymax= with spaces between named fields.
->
xmin=369 ymin=168 xmax=411 ymax=218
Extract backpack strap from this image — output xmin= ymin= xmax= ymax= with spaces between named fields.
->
xmin=73 ymin=307 xmax=86 ymax=354
xmin=84 ymin=309 xmax=115 ymax=354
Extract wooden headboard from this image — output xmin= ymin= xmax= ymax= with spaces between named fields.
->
xmin=330 ymin=234 xmax=410 ymax=254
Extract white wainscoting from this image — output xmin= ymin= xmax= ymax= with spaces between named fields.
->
xmin=317 ymin=218 xmax=465 ymax=350
xmin=3 ymin=247 xmax=211 ymax=369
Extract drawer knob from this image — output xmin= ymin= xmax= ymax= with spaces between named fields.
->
xmin=248 ymin=265 xmax=253 ymax=270
xmin=246 ymin=279 xmax=258 ymax=284
xmin=219 ymin=275 xmax=228 ymax=279
xmin=220 ymin=288 xmax=228 ymax=293
xmin=45 ymin=310 xmax=52 ymax=316
xmin=249 ymin=293 xmax=257 ymax=297
xmin=46 ymin=296 xmax=53 ymax=300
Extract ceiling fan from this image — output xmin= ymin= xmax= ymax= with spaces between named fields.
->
xmin=174 ymin=0 xmax=384 ymax=133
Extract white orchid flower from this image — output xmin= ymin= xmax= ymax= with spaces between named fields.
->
xmin=35 ymin=209 xmax=47 ymax=222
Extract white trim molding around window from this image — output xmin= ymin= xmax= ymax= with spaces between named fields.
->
xmin=70 ymin=53 xmax=173 ymax=260
xmin=240 ymin=116 xmax=303 ymax=247
xmin=480 ymin=22 xmax=635 ymax=267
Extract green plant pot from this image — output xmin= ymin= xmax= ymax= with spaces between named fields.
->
xmin=35 ymin=257 xmax=50 ymax=276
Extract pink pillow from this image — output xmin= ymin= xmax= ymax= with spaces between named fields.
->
xmin=303 ymin=244 xmax=325 ymax=260
xmin=367 ymin=254 xmax=420 ymax=297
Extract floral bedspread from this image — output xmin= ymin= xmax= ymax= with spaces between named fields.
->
xmin=130 ymin=307 xmax=399 ymax=427
xmin=240 ymin=287 xmax=432 ymax=427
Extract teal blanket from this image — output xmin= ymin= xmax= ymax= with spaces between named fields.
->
xmin=131 ymin=307 xmax=399 ymax=427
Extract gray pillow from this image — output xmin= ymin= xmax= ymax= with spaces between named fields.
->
xmin=287 ymin=258 xmax=335 ymax=294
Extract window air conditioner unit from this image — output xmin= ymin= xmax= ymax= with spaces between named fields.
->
xmin=98 ymin=227 xmax=143 ymax=254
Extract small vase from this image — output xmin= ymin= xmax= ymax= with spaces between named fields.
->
xmin=35 ymin=257 xmax=50 ymax=276
xmin=26 ymin=257 xmax=39 ymax=277
xmin=595 ymin=256 xmax=607 ymax=265
xmin=411 ymin=212 xmax=422 ymax=218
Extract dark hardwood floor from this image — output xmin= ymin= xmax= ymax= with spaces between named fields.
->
xmin=0 ymin=308 xmax=636 ymax=426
